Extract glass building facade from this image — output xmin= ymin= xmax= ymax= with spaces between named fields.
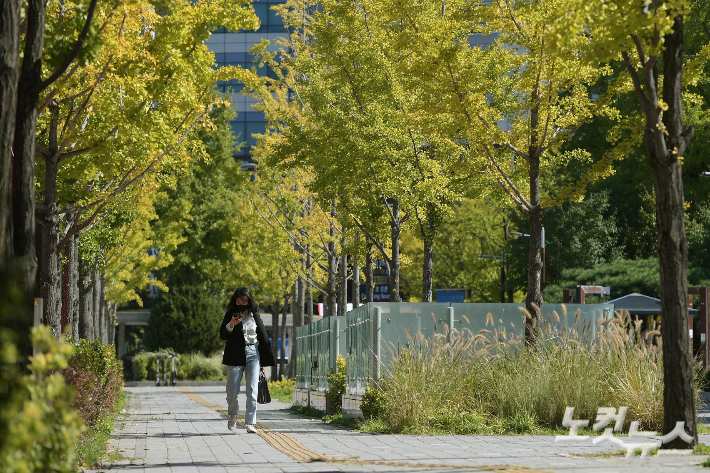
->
xmin=205 ymin=0 xmax=288 ymax=159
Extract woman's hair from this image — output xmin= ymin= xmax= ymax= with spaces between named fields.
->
xmin=226 ymin=286 xmax=258 ymax=313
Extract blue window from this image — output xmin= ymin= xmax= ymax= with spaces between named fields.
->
xmin=267 ymin=7 xmax=284 ymax=29
xmin=253 ymin=3 xmax=268 ymax=22
xmin=225 ymin=53 xmax=246 ymax=64
xmin=245 ymin=121 xmax=266 ymax=149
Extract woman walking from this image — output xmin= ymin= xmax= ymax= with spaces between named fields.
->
xmin=220 ymin=287 xmax=276 ymax=433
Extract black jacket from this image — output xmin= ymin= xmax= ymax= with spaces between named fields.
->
xmin=220 ymin=309 xmax=276 ymax=367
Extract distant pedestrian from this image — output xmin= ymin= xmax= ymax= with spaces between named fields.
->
xmin=220 ymin=287 xmax=276 ymax=433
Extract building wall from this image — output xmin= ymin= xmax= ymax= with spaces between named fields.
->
xmin=205 ymin=0 xmax=288 ymax=159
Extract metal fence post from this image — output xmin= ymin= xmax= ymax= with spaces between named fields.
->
xmin=372 ymin=306 xmax=381 ymax=382
xmin=447 ymin=306 xmax=454 ymax=343
xmin=332 ymin=318 xmax=340 ymax=369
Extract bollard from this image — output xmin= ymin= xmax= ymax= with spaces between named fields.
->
xmin=170 ymin=355 xmax=177 ymax=386
xmin=163 ymin=357 xmax=169 ymax=386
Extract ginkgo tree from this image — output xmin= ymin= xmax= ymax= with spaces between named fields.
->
xmin=247 ymin=0 xmax=473 ymax=303
xmin=367 ymin=0 xmax=635 ymax=328
xmin=548 ymin=0 xmax=710 ymax=449
xmin=33 ymin=0 xmax=260 ymax=338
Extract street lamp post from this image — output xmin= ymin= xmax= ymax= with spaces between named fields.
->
xmin=481 ymin=251 xmax=506 ymax=303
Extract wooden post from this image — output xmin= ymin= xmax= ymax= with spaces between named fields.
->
xmin=563 ymin=289 xmax=575 ymax=304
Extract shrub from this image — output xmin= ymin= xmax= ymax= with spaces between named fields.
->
xmin=63 ymin=338 xmax=124 ymax=467
xmin=64 ymin=339 xmax=124 ymax=429
xmin=269 ymin=376 xmax=296 ymax=403
xmin=130 ymin=350 xmax=226 ymax=381
xmin=325 ymin=355 xmax=346 ymax=414
xmin=144 ymin=285 xmax=225 ymax=355
xmin=120 ymin=348 xmax=142 ymax=381
xmin=132 ymin=351 xmax=152 ymax=380
xmin=177 ymin=353 xmax=225 ymax=380
xmin=0 ymin=325 xmax=84 ymax=472
xmin=360 ymin=382 xmax=386 ymax=420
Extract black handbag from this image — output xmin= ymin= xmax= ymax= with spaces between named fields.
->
xmin=257 ymin=371 xmax=271 ymax=404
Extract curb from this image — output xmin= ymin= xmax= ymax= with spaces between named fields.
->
xmin=125 ymin=381 xmax=239 ymax=387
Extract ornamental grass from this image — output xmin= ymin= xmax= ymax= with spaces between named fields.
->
xmin=370 ymin=309 xmax=699 ymax=435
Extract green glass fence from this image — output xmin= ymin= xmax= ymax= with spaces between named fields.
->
xmin=297 ymin=302 xmax=615 ymax=395
xmin=295 ymin=315 xmax=345 ymax=390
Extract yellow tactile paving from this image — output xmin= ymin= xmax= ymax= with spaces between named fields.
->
xmin=178 ymin=386 xmax=553 ymax=472
xmin=179 ymin=386 xmax=326 ymax=462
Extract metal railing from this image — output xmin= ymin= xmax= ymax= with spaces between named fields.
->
xmin=296 ymin=302 xmax=615 ymax=395
xmin=295 ymin=315 xmax=345 ymax=390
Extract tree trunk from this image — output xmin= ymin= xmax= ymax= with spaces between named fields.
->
xmin=326 ymin=223 xmax=337 ymax=317
xmin=525 ymin=178 xmax=544 ymax=339
xmin=39 ymin=209 xmax=62 ymax=338
xmin=292 ymin=280 xmax=298 ymax=324
xmin=61 ymin=243 xmax=71 ymax=338
xmin=108 ymin=300 xmax=116 ymax=345
xmin=525 ymin=95 xmax=544 ymax=340
xmin=14 ymin=0 xmax=45 ymax=300
xmin=420 ymin=203 xmax=436 ymax=303
xmin=92 ymin=258 xmax=101 ymax=341
xmin=653 ymin=13 xmax=696 ymax=448
xmin=296 ymin=273 xmax=304 ymax=328
xmin=388 ymin=199 xmax=402 ymax=302
xmin=61 ymin=232 xmax=78 ymax=338
xmin=422 ymin=241 xmax=433 ymax=303
xmin=288 ymin=281 xmax=298 ymax=379
xmin=40 ymin=103 xmax=63 ymax=339
xmin=0 ymin=0 xmax=20 ymax=262
xmin=338 ymin=253 xmax=347 ymax=317
xmin=100 ymin=274 xmax=108 ymax=344
xmin=6 ymin=0 xmax=44 ymax=366
xmin=306 ymin=247 xmax=313 ymax=324
xmin=70 ymin=234 xmax=80 ymax=337
xmin=279 ymin=295 xmax=289 ymax=379
xmin=365 ymin=243 xmax=374 ymax=303
xmin=79 ymin=263 xmax=94 ymax=340
xmin=270 ymin=300 xmax=280 ymax=381
xmin=352 ymin=255 xmax=360 ymax=308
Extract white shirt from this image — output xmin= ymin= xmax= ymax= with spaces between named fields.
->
xmin=225 ymin=311 xmax=259 ymax=346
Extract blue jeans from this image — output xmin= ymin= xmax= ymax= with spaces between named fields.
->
xmin=226 ymin=345 xmax=260 ymax=424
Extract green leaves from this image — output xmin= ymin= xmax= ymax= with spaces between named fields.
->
xmin=144 ymin=285 xmax=225 ymax=355
xmin=0 ymin=327 xmax=84 ymax=473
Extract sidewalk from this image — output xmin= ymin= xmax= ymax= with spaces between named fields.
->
xmin=103 ymin=387 xmax=710 ymax=473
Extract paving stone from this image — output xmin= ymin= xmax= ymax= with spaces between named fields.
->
xmin=104 ymin=386 xmax=710 ymax=473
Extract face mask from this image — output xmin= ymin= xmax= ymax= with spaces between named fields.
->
xmin=236 ymin=304 xmax=248 ymax=313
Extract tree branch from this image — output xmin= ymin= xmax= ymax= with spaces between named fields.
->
xmin=38 ymin=0 xmax=101 ymax=92
xmin=246 ymin=189 xmax=332 ymax=273
xmin=369 ymin=164 xmax=397 ymax=224
xmin=59 ymin=108 xmax=209 ymax=215
xmin=621 ymin=51 xmax=650 ymax=114
xmin=339 ymin=199 xmax=391 ymax=266
xmin=497 ymin=0 xmax=527 ymax=40
xmin=482 ymin=144 xmax=532 ymax=212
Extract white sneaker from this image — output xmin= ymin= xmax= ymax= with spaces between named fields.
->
xmin=227 ymin=415 xmax=237 ymax=431
xmin=246 ymin=424 xmax=258 ymax=434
